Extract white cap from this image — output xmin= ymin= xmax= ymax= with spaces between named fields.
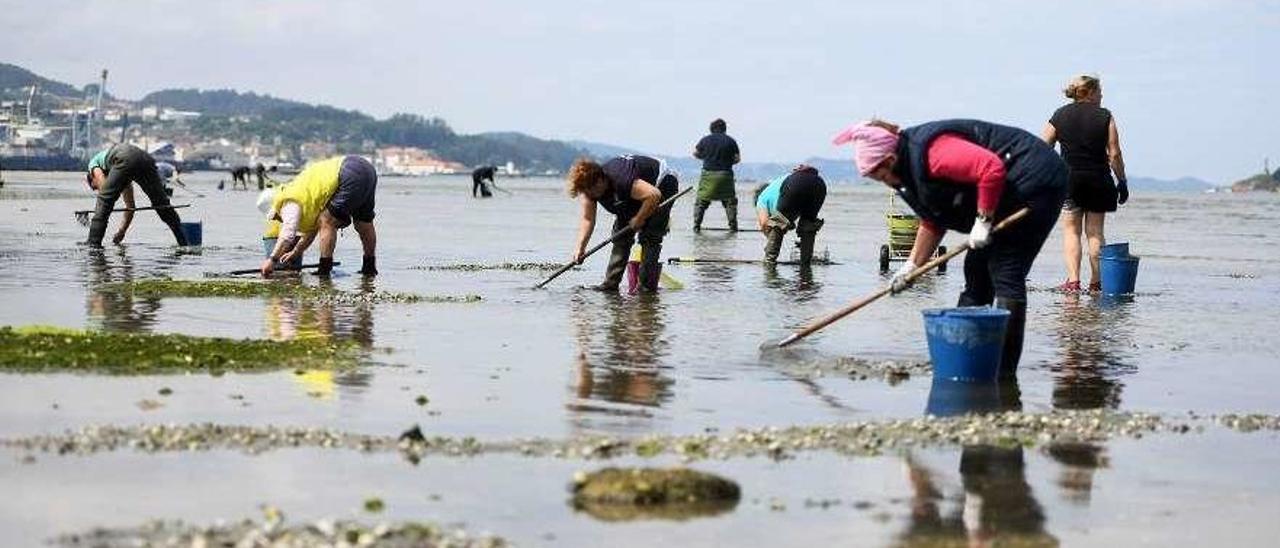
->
xmin=256 ymin=189 xmax=277 ymax=218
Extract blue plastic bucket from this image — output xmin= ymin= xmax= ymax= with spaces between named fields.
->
xmin=180 ymin=221 xmax=202 ymax=247
xmin=1100 ymin=242 xmax=1129 ymax=259
xmin=1100 ymin=255 xmax=1140 ymax=295
xmin=925 ymin=378 xmax=1004 ymax=417
xmin=922 ymin=307 xmax=1010 ymax=382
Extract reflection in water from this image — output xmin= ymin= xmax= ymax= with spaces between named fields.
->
xmin=84 ymin=247 xmax=161 ymax=332
xmin=1044 ymin=442 xmax=1108 ymax=506
xmin=1049 ymin=293 xmax=1136 ymax=410
xmin=568 ymin=292 xmax=673 ymax=431
xmin=689 ymin=233 xmax=736 ymax=288
xmin=900 ymin=380 xmax=1057 ymax=547
xmin=266 ymin=289 xmax=375 ymax=399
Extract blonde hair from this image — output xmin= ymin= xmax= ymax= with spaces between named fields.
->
xmin=1063 ymin=74 xmax=1101 ymax=100
xmin=566 ymin=158 xmax=604 ymax=197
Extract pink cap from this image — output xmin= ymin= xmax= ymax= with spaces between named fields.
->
xmin=832 ymin=122 xmax=900 ymax=176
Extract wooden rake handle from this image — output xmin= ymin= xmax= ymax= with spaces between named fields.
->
xmin=533 ymin=186 xmax=694 ymax=289
xmin=776 ymin=208 xmax=1030 ymax=347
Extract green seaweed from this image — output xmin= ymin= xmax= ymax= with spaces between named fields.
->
xmin=101 ymin=278 xmax=480 ymax=304
xmin=0 ymin=325 xmax=361 ymax=375
xmin=571 ymin=467 xmax=740 ymax=505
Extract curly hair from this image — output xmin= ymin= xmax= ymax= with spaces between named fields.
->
xmin=566 ymin=158 xmax=605 ymax=197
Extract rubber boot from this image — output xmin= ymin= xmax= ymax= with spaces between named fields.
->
xmin=637 ymin=243 xmax=662 ymax=292
xmin=763 ymin=227 xmax=785 ymax=265
xmin=725 ymin=199 xmax=738 ymax=232
xmin=593 ymin=242 xmax=629 ymax=291
xmin=157 ymin=208 xmax=189 ymax=246
xmin=316 ymin=257 xmax=335 ymax=277
xmin=692 ymin=200 xmax=709 ymax=232
xmin=84 ymin=200 xmax=112 ymax=247
xmin=995 ymin=297 xmax=1027 ymax=380
xmin=795 ymin=218 xmax=823 ymax=267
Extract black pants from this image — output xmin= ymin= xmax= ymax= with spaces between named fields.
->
xmin=473 ymin=176 xmax=492 ymax=197
xmin=87 ymin=145 xmax=184 ymax=246
xmin=958 ymin=171 xmax=1067 ymax=305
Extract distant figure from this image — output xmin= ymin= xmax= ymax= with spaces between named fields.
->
xmin=257 ymin=155 xmax=379 ymax=278
xmin=230 ymin=165 xmax=251 ymax=190
xmin=691 ymin=118 xmax=740 ymax=231
xmin=254 ymin=162 xmax=268 ymax=190
xmin=1042 ymin=75 xmax=1129 ymax=293
xmin=753 ymin=165 xmax=827 ymax=267
xmin=472 ymin=165 xmax=496 ymax=198
xmin=83 ymin=143 xmax=189 ymax=247
xmin=835 ymin=118 xmax=1067 ymax=379
xmin=566 ymin=155 xmax=678 ymax=292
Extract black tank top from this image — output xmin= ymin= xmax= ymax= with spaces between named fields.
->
xmin=1049 ymin=102 xmax=1111 ymax=172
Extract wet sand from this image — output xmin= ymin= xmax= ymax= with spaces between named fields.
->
xmin=1 ymin=171 xmax=1279 ymax=546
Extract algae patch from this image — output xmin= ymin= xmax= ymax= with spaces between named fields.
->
xmin=412 ymin=262 xmax=566 ymax=272
xmin=0 ymin=325 xmax=360 ymax=375
xmin=571 ymin=467 xmax=740 ymax=521
xmin=102 ymin=278 xmax=480 ymax=304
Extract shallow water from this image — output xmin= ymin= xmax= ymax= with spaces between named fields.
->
xmin=1 ymin=171 xmax=1278 ymax=545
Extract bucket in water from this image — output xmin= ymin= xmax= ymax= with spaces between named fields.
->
xmin=922 ymin=307 xmax=1010 ymax=382
xmin=1100 ymin=255 xmax=1140 ymax=295
xmin=925 ymin=378 xmax=1004 ymax=417
xmin=180 ymin=221 xmax=202 ymax=247
xmin=1100 ymin=242 xmax=1129 ymax=259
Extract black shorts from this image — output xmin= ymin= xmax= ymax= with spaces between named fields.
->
xmin=326 ymin=156 xmax=377 ymax=227
xmin=1064 ymin=169 xmax=1116 ymax=213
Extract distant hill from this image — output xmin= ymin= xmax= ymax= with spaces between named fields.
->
xmin=1229 ymin=173 xmax=1279 ymax=193
xmin=0 ymin=62 xmax=84 ymax=101
xmin=139 ymin=88 xmax=308 ymax=116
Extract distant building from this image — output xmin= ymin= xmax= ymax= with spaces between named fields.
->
xmin=300 ymin=141 xmax=337 ymax=162
xmin=376 ymin=146 xmax=465 ymax=176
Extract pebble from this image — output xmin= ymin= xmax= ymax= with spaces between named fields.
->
xmin=6 ymin=410 xmax=1277 ymax=463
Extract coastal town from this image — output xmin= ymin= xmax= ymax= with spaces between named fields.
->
xmin=0 ymin=66 xmax=546 ymax=178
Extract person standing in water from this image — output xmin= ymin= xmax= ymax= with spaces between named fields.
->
xmin=691 ymin=118 xmax=740 ymax=231
xmin=1042 ymin=74 xmax=1129 ymax=293
xmin=566 ymin=155 xmax=678 ymax=292
xmin=258 ymin=155 xmax=379 ymax=278
xmin=83 ymin=143 xmax=189 ymax=247
xmin=472 ymin=165 xmax=496 ymax=198
xmin=835 ymin=119 xmax=1067 ymax=379
xmin=753 ymin=165 xmax=827 ymax=267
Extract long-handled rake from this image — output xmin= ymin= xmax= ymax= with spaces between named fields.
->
xmin=74 ymin=204 xmax=191 ymax=227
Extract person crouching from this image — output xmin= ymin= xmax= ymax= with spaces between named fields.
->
xmin=834 ymin=119 xmax=1067 ymax=379
xmin=566 ymin=156 xmax=677 ymax=292
xmin=258 ymin=155 xmax=379 ymax=278
xmin=753 ymin=165 xmax=827 ymax=267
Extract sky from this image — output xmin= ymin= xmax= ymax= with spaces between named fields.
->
xmin=3 ymin=0 xmax=1277 ymax=182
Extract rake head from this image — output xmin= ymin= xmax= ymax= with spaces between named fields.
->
xmin=74 ymin=210 xmax=92 ymax=227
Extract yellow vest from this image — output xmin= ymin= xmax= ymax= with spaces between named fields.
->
xmin=263 ymin=219 xmax=282 ymax=239
xmin=271 ymin=157 xmax=343 ymax=234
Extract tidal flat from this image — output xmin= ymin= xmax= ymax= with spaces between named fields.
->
xmin=2 ymin=172 xmax=1279 ymax=546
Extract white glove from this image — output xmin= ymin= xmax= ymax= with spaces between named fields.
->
xmin=968 ymin=216 xmax=993 ymax=249
xmin=890 ymin=261 xmax=916 ymax=293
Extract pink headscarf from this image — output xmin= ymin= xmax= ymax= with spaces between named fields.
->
xmin=832 ymin=122 xmax=900 ymax=176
